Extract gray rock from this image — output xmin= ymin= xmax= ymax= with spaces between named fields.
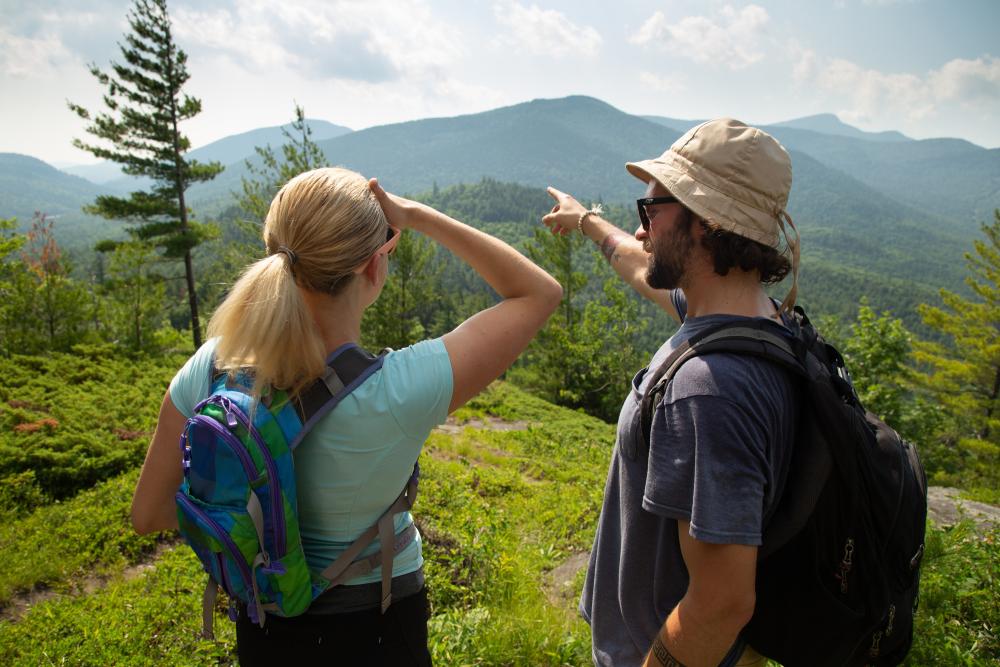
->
xmin=926 ymin=486 xmax=1000 ymax=531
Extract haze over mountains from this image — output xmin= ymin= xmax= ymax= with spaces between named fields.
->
xmin=60 ymin=119 xmax=353 ymax=186
xmin=1 ymin=95 xmax=997 ymax=326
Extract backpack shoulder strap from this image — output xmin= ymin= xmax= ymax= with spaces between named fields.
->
xmin=639 ymin=320 xmax=805 ymax=453
xmin=289 ymin=343 xmax=388 ymax=450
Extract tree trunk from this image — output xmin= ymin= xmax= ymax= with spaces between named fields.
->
xmin=134 ymin=277 xmax=142 ymax=351
xmin=981 ymin=364 xmax=1000 ymax=440
xmin=166 ymin=33 xmax=201 ymax=350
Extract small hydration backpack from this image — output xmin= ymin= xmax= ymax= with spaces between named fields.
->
xmin=176 ymin=343 xmax=419 ymax=639
xmin=640 ymin=306 xmax=927 ymax=667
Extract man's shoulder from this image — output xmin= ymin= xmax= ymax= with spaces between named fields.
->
xmin=664 ymin=347 xmax=796 ymax=407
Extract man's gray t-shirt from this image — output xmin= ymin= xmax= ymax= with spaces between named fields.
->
xmin=580 ymin=292 xmax=798 ymax=666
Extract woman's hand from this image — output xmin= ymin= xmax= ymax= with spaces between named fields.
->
xmin=542 ymin=186 xmax=587 ymax=236
xmin=368 ymin=177 xmax=422 ymax=231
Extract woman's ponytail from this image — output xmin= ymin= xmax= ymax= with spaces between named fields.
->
xmin=207 ymin=252 xmax=326 ymax=398
xmin=206 ymin=167 xmax=388 ymax=397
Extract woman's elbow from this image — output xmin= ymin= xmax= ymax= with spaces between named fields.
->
xmin=131 ymin=502 xmax=172 ymax=536
xmin=540 ymin=277 xmax=563 ymax=313
xmin=131 ymin=503 xmax=154 ymax=535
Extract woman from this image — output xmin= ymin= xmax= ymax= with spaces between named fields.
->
xmin=130 ymin=167 xmax=562 ymax=665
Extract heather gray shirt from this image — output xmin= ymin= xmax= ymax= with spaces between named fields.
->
xmin=580 ymin=292 xmax=798 ymax=667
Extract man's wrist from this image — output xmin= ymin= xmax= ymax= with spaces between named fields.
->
xmin=649 ymin=631 xmax=688 ymax=667
xmin=576 ymin=204 xmax=604 ymax=235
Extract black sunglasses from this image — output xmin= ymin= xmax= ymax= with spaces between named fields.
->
xmin=636 ymin=196 xmax=680 ymax=231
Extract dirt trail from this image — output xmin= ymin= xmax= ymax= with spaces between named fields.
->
xmin=0 ymin=539 xmax=179 ymax=623
xmin=433 ymin=415 xmax=529 ymax=435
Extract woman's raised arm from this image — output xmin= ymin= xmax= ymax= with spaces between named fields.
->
xmin=370 ymin=179 xmax=562 ymax=412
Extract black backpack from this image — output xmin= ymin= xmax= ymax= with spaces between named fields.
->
xmin=639 ymin=306 xmax=928 ymax=667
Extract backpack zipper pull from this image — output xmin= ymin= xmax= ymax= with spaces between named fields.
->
xmin=869 ymin=630 xmax=882 ymax=657
xmin=836 ymin=538 xmax=854 ymax=594
xmin=219 ymin=397 xmax=238 ymax=428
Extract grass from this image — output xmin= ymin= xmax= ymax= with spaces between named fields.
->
xmin=906 ymin=522 xmax=1000 ymax=666
xmin=0 ymin=380 xmax=997 ymax=665
xmin=0 ymin=469 xmax=161 ymax=606
xmin=0 ymin=383 xmax=612 ymax=666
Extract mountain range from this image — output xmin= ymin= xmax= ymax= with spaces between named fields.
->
xmin=61 ymin=119 xmax=352 ymax=186
xmin=1 ymin=95 xmax=997 ymax=327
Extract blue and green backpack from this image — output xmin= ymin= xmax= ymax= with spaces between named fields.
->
xmin=175 ymin=343 xmax=419 ymax=638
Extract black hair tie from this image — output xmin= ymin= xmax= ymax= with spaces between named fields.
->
xmin=276 ymin=245 xmax=298 ymax=266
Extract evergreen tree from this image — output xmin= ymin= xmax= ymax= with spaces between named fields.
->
xmin=239 ymin=104 xmax=330 ymax=224
xmin=913 ymin=210 xmax=1000 ymax=490
xmin=842 ymin=298 xmax=911 ymax=427
xmin=68 ymin=0 xmax=222 ymax=350
xmin=841 ymin=299 xmax=941 ymax=446
xmin=230 ymin=105 xmax=330 ymax=269
xmin=361 ymin=231 xmax=441 ymax=351
xmin=99 ymin=241 xmax=168 ymax=352
xmin=9 ymin=214 xmax=92 ymax=353
xmin=0 ymin=218 xmax=26 ymax=356
xmin=915 ymin=210 xmax=1000 ymax=441
xmin=518 ymin=229 xmax=647 ymax=421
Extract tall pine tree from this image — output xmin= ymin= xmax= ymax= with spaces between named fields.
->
xmin=915 ymin=209 xmax=1000 ymax=443
xmin=68 ymin=0 xmax=222 ymax=349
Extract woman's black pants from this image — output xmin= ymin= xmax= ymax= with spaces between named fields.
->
xmin=235 ymin=587 xmax=432 ymax=666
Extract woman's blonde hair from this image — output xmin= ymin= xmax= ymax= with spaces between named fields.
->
xmin=207 ymin=167 xmax=388 ymax=397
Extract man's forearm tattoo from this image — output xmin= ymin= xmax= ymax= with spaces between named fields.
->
xmin=599 ymin=230 xmax=630 ymax=263
xmin=650 ymin=633 xmax=687 ymax=667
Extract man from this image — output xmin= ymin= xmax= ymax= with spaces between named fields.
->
xmin=542 ymin=119 xmax=801 ymax=667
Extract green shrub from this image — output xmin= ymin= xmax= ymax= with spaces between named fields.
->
xmin=0 ymin=352 xmax=183 ymax=499
xmin=906 ymin=522 xmax=1000 ymax=666
xmin=0 ymin=547 xmax=236 ymax=666
xmin=0 ymin=471 xmax=47 ymax=518
xmin=0 ymin=469 xmax=162 ymax=605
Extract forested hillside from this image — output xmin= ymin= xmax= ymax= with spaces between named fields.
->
xmin=4 ymin=95 xmax=995 ymax=335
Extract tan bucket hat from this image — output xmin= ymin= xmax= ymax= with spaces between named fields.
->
xmin=626 ymin=118 xmax=800 ymax=312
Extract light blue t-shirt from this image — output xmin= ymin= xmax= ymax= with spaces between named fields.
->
xmin=169 ymin=337 xmax=453 ymax=585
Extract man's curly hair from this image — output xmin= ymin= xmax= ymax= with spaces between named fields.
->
xmin=697 ymin=219 xmax=791 ymax=285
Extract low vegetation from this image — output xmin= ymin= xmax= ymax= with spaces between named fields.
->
xmin=0 ymin=381 xmax=996 ymax=665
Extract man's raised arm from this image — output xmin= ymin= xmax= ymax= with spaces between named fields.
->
xmin=542 ymin=186 xmax=680 ymax=323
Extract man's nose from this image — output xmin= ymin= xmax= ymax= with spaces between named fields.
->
xmin=635 ymin=224 xmax=647 ymax=242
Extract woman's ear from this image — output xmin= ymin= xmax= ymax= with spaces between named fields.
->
xmin=359 ymin=254 xmax=381 ymax=286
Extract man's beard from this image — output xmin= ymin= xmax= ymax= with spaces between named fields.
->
xmin=645 ymin=214 xmax=695 ymax=290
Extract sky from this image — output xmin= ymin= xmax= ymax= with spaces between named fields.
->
xmin=1 ymin=0 xmax=998 ymax=166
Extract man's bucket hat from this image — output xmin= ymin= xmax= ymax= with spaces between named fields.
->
xmin=626 ymin=118 xmax=800 ymax=312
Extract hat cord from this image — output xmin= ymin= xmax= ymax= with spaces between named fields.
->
xmin=776 ymin=210 xmax=800 ymax=314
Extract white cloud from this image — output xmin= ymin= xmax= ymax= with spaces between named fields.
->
xmin=820 ymin=59 xmax=933 ymax=122
xmin=172 ymin=0 xmax=462 ymax=82
xmin=638 ymin=71 xmax=687 ymax=94
xmin=929 ymin=56 xmax=1000 ymax=104
xmin=630 ymin=4 xmax=770 ymax=70
xmin=492 ymin=1 xmax=602 ymax=58
xmin=796 ymin=54 xmax=1000 ymax=125
xmin=790 ymin=45 xmax=817 ymax=83
xmin=0 ymin=27 xmax=74 ymax=77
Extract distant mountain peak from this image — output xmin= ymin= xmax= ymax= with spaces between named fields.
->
xmin=771 ymin=114 xmax=911 ymax=143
